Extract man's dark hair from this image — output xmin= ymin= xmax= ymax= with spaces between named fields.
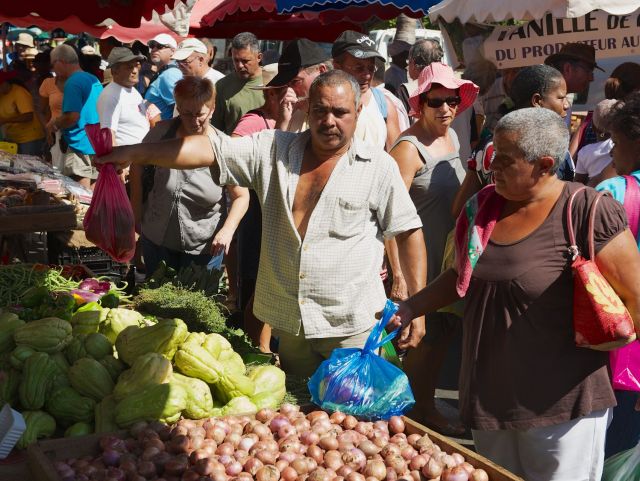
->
xmin=409 ymin=38 xmax=443 ymax=70
xmin=231 ymin=32 xmax=260 ymax=53
xmin=609 ymin=92 xmax=640 ymax=141
xmin=510 ymin=64 xmax=564 ymax=110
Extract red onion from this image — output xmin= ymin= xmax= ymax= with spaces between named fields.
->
xmin=282 ymin=466 xmax=299 ymax=481
xmin=330 ymin=412 xmax=347 ymax=424
xmin=363 ymin=459 xmax=387 ymax=480
xmin=226 ymin=461 xmax=243 ymax=476
xmin=291 ymin=457 xmax=311 ymax=475
xmin=441 ymin=466 xmax=470 ymax=481
xmin=381 ymin=444 xmax=401 ymax=458
xmin=217 ymin=442 xmax=236 ymax=456
xmin=239 ymin=435 xmax=258 ymax=452
xmin=279 ymin=451 xmax=299 ymax=463
xmin=346 ymin=472 xmax=366 ymax=481
xmin=342 ymin=448 xmax=367 ymax=471
xmin=257 ymin=409 xmax=276 ymax=423
xmin=319 ymin=436 xmax=339 ymax=451
xmin=317 ymin=451 xmax=337 ymax=471
xmin=244 ymin=457 xmax=265 ymax=475
xmin=400 ymin=446 xmax=416 ymax=461
xmin=101 ymin=449 xmax=121 ymax=467
xmin=308 ymin=467 xmax=332 ymax=481
xmin=358 ymin=440 xmax=381 ymax=457
xmin=451 ymin=453 xmax=465 ymax=466
xmin=337 ymin=465 xmax=354 ymax=477
xmin=300 ymin=431 xmax=321 ymax=446
xmin=384 ymin=454 xmax=407 ymax=475
xmin=256 ymin=450 xmax=278 ymax=465
xmin=421 ymin=457 xmax=443 ymax=479
xmin=279 ymin=424 xmax=298 ymax=439
xmin=470 ymin=468 xmax=489 ymax=481
xmin=280 ymin=403 xmax=300 ymax=417
xmin=388 ymin=417 xmax=405 ymax=435
xmin=409 ymin=455 xmax=427 ymax=471
xmin=460 ymin=462 xmax=475 ymax=474
xmin=256 ymin=465 xmax=281 ymax=481
xmin=307 ymin=445 xmax=324 ymax=464
xmin=277 ymin=459 xmax=290 ymax=472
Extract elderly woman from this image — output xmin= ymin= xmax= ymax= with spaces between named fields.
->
xmin=388 ymin=62 xmax=479 ymax=435
xmin=452 ymin=64 xmax=571 ymax=218
xmin=596 ymin=91 xmax=640 ymax=458
xmin=392 ymin=108 xmax=640 ymax=481
xmin=130 ymin=76 xmax=249 ymax=275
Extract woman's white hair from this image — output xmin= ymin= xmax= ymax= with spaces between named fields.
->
xmin=495 ymin=108 xmax=569 ymax=173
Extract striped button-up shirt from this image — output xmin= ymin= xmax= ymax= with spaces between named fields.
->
xmin=208 ymin=129 xmax=422 ymax=338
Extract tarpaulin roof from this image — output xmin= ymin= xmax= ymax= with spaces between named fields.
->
xmin=429 ymin=0 xmax=640 ymax=24
xmin=276 ymin=0 xmax=435 ymax=18
xmin=0 ymin=0 xmax=183 ymax=28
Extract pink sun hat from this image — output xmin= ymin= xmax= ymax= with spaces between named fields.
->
xmin=408 ymin=62 xmax=479 ymax=117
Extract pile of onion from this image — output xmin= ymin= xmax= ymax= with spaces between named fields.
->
xmin=54 ymin=405 xmax=489 ymax=481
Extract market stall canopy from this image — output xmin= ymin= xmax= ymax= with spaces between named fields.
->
xmin=0 ymin=0 xmax=205 ymax=43
xmin=429 ymin=0 xmax=640 ymax=24
xmin=276 ymin=0 xmax=435 ymax=20
xmin=198 ymin=0 xmax=362 ymax=41
xmin=0 ymin=0 xmax=184 ymax=28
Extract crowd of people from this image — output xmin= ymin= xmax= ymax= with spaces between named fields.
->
xmin=3 ymin=26 xmax=640 ymax=481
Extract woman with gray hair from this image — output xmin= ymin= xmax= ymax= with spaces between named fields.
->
xmin=390 ymin=108 xmax=640 ymax=480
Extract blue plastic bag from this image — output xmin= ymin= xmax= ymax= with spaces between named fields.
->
xmin=308 ymin=300 xmax=415 ymax=420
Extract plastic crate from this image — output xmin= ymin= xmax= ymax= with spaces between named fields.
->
xmin=0 ymin=404 xmax=25 ymax=459
xmin=47 ymin=234 xmax=128 ymax=281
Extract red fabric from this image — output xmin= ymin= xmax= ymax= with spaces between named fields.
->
xmin=196 ymin=0 xmax=362 ymax=40
xmin=232 ymin=112 xmax=276 ymax=137
xmin=82 ymin=125 xmax=136 ymax=263
xmin=0 ymin=0 xmax=179 ymax=28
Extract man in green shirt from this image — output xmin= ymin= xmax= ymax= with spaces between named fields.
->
xmin=212 ymin=32 xmax=264 ymax=134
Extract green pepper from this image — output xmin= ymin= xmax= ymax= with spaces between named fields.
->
xmin=20 ymin=287 xmax=50 ymax=308
xmin=99 ymin=292 xmax=119 ymax=309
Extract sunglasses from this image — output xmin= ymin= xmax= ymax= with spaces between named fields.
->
xmin=148 ymin=41 xmax=170 ymax=50
xmin=420 ymin=93 xmax=461 ymax=108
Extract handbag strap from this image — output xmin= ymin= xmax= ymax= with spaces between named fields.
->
xmin=587 ymin=192 xmax=607 ymax=260
xmin=567 ymin=186 xmax=588 ymax=260
xmin=623 ymin=175 xmax=640 ymax=239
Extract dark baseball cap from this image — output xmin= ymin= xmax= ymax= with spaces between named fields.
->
xmin=332 ymin=30 xmax=384 ymax=62
xmin=268 ymin=39 xmax=330 ymax=87
xmin=107 ymin=47 xmax=146 ymax=68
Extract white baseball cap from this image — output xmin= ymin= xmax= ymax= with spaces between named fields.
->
xmin=172 ymin=38 xmax=208 ymax=61
xmin=149 ymin=33 xmax=177 ymax=50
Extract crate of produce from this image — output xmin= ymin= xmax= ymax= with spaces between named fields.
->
xmin=24 ymin=414 xmax=523 ymax=481
xmin=47 ymin=231 xmax=128 ymax=281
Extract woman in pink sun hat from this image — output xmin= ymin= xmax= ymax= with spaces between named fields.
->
xmin=388 ymin=61 xmax=479 ymax=436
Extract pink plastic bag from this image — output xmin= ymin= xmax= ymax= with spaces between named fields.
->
xmin=82 ymin=124 xmax=136 ymax=263
xmin=611 ymin=342 xmax=640 ymax=391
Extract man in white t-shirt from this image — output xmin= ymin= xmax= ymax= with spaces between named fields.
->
xmin=173 ymin=38 xmax=224 ymax=86
xmin=97 ymin=47 xmax=151 ymax=146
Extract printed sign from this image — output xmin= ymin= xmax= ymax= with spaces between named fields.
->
xmin=482 ymin=9 xmax=640 ymax=68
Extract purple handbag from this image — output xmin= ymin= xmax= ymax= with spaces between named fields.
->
xmin=610 ymin=175 xmax=640 ymax=391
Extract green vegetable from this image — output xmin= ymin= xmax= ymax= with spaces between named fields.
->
xmin=19 ymin=352 xmax=56 ymax=409
xmin=68 ymin=358 xmax=115 ymax=401
xmin=95 ymin=394 xmax=118 ymax=433
xmin=113 ymin=352 xmax=173 ymax=401
xmin=221 ymin=396 xmax=258 ymax=416
xmin=70 ymin=303 xmax=108 ymax=336
xmin=0 ymin=264 xmax=80 ymax=308
xmin=134 ymin=284 xmax=227 ymax=335
xmin=46 ymin=386 xmax=95 ymax=425
xmin=9 ymin=345 xmax=35 ymax=370
xmin=115 ymin=317 xmax=188 ymax=365
xmin=248 ymin=365 xmax=286 ymax=410
xmin=84 ymin=332 xmax=113 ymax=360
xmin=114 ymin=382 xmax=188 ymax=427
xmin=100 ymin=308 xmax=144 ymax=344
xmin=14 ymin=317 xmax=73 ymax=354
xmin=99 ymin=292 xmax=120 ymax=308
xmin=0 ymin=368 xmax=20 ymax=407
xmin=171 ymin=372 xmax=215 ymax=419
xmin=0 ymin=311 xmax=24 ymax=353
xmin=175 ymin=333 xmax=254 ymax=404
xmin=17 ymin=410 xmax=56 ymax=449
xmin=64 ymin=336 xmax=87 ymax=365
xmin=20 ymin=286 xmax=50 ymax=308
xmin=64 ymin=422 xmax=93 ymax=437
xmin=99 ymin=355 xmax=126 ymax=382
